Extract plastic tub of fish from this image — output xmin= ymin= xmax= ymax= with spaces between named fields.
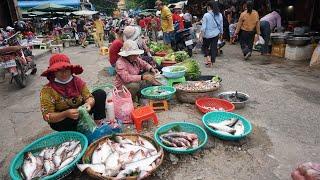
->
xmin=196 ymin=97 xmax=235 ymax=114
xmin=79 ymin=133 xmax=164 ymax=180
xmin=202 ymin=112 xmax=252 ymax=141
xmin=218 ymin=91 xmax=249 ymax=109
xmin=9 ymin=131 xmax=88 ymax=180
xmin=162 ymin=66 xmax=186 ymax=79
xmin=141 ymin=86 xmax=176 ymax=100
xmin=154 ymin=122 xmax=208 ymax=154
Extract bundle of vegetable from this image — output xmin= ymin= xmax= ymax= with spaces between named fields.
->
xmin=176 ymin=59 xmax=201 ymax=80
xmin=154 ymin=56 xmax=164 ymax=65
xmin=208 ymin=118 xmax=244 ymax=136
xmin=164 ymin=52 xmax=176 ymax=61
xmin=149 ymin=42 xmax=165 ymax=53
xmin=174 ymin=51 xmax=189 ymax=62
xmin=21 ymin=141 xmax=82 ymax=180
xmin=77 ymin=136 xmax=162 ymax=179
xmin=174 ymin=80 xmax=220 ymax=92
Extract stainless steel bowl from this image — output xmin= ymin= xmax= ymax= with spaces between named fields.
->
xmin=271 ymin=35 xmax=287 ymax=44
xmin=217 ymin=91 xmax=250 ymax=109
xmin=286 ymin=37 xmax=311 ymax=46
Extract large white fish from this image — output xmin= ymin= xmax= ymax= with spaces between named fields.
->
xmin=44 ymin=159 xmax=56 ymax=175
xmin=66 ymin=141 xmax=80 ymax=151
xmin=136 ymin=137 xmax=157 ymax=155
xmin=77 ymin=164 xmax=106 ymax=174
xmin=208 ymin=123 xmax=236 ymax=134
xmin=53 ymin=154 xmax=62 ymax=168
xmin=131 ymin=149 xmax=148 ymax=163
xmin=44 ymin=147 xmax=56 ymax=160
xmin=104 ymin=151 xmax=121 ymax=177
xmin=115 ymin=136 xmax=134 ymax=145
xmin=72 ymin=144 xmax=82 ymax=157
xmin=217 ymin=118 xmax=239 ymax=127
xmin=59 ymin=156 xmax=75 ymax=170
xmin=116 ymin=152 xmax=161 ymax=179
xmin=22 ymin=152 xmax=38 ymax=180
xmin=92 ymin=141 xmax=113 ymax=164
xmin=234 ymin=120 xmax=245 ymax=136
xmin=117 ymin=144 xmax=156 ymax=155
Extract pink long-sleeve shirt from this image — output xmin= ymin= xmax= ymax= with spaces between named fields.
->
xmin=114 ymin=57 xmax=152 ymax=88
xmin=260 ymin=11 xmax=281 ymax=30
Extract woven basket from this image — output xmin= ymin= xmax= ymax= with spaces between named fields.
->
xmin=174 ymin=81 xmax=221 ymax=93
xmin=81 ymin=133 xmax=164 ymax=180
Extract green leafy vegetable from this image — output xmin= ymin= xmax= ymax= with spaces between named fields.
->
xmin=176 ymin=59 xmax=201 ymax=80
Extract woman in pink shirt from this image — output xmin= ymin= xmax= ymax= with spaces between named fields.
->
xmin=115 ymin=40 xmax=159 ymax=101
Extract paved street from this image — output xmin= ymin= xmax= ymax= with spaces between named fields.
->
xmin=1 ymin=44 xmax=320 ymax=179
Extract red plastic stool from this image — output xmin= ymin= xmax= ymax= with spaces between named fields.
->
xmin=131 ymin=106 xmax=158 ymax=132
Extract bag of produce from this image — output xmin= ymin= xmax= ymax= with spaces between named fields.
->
xmin=112 ymin=86 xmax=134 ymax=124
xmin=176 ymin=59 xmax=201 ymax=80
xmin=77 ymin=106 xmax=97 ymax=133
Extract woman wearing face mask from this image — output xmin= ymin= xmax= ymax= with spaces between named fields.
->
xmin=200 ymin=1 xmax=223 ymax=67
xmin=115 ymin=40 xmax=159 ymax=101
xmin=40 ymin=54 xmax=106 ymax=131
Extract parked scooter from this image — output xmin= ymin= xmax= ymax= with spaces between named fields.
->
xmin=171 ymin=23 xmax=196 ymax=57
xmin=0 ymin=31 xmax=37 ymax=88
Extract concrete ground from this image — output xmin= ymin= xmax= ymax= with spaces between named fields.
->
xmin=1 ymin=44 xmax=320 ymax=180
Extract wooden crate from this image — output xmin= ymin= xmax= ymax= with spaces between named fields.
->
xmin=271 ymin=44 xmax=286 ymax=58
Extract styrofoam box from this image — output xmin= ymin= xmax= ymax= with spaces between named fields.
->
xmin=285 ymin=44 xmax=313 ymax=61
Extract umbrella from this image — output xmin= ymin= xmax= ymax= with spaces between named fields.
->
xmin=71 ymin=10 xmax=99 ymax=16
xmin=28 ymin=3 xmax=74 ymax=12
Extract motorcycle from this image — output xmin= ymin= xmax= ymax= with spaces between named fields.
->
xmin=0 ymin=31 xmax=37 ymax=88
xmin=171 ymin=23 xmax=196 ymax=57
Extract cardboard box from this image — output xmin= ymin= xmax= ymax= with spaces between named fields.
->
xmin=271 ymin=44 xmax=286 ymax=58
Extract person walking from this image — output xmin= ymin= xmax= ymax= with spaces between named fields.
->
xmin=234 ymin=0 xmax=260 ymax=60
xmin=93 ymin=14 xmax=105 ymax=48
xmin=155 ymin=0 xmax=174 ymax=46
xmin=260 ymin=10 xmax=282 ymax=55
xmin=200 ymin=1 xmax=223 ymax=67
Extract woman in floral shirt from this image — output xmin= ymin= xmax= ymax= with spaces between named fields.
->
xmin=40 ymin=54 xmax=106 ymax=131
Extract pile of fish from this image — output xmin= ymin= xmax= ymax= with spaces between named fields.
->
xmin=203 ymin=106 xmax=225 ymax=112
xmin=175 ymin=80 xmax=220 ymax=92
xmin=77 ymin=136 xmax=162 ymax=180
xmin=21 ymin=140 xmax=82 ymax=180
xmin=159 ymin=131 xmax=199 ymax=150
xmin=208 ymin=118 xmax=244 ymax=136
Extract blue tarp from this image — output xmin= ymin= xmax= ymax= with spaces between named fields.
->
xmin=18 ymin=0 xmax=80 ymax=9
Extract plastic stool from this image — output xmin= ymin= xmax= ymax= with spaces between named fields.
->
xmin=149 ymin=100 xmax=169 ymax=111
xmin=100 ymin=47 xmax=109 ymax=55
xmin=167 ymin=76 xmax=186 ymax=86
xmin=131 ymin=106 xmax=158 ymax=132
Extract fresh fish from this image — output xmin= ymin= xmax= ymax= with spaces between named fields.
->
xmin=119 ymin=151 xmax=135 ymax=164
xmin=191 ymin=138 xmax=199 ymax=148
xmin=55 ymin=144 xmax=68 ymax=156
xmin=66 ymin=141 xmax=80 ymax=151
xmin=115 ymin=136 xmax=134 ymax=145
xmin=136 ymin=137 xmax=157 ymax=153
xmin=175 ymin=138 xmax=191 ymax=147
xmin=165 ymin=136 xmax=187 ymax=147
xmin=53 ymin=154 xmax=62 ymax=168
xmin=162 ymin=132 xmax=197 ymax=141
xmin=116 ymin=152 xmax=161 ymax=179
xmin=59 ymin=156 xmax=75 ymax=170
xmin=44 ymin=147 xmax=56 ymax=160
xmin=72 ymin=144 xmax=82 ymax=157
xmin=77 ymin=164 xmax=106 ymax=174
xmin=131 ymin=149 xmax=147 ymax=163
xmin=215 ymin=130 xmax=235 ymax=136
xmin=22 ymin=152 xmax=37 ymax=180
xmin=208 ymin=123 xmax=236 ymax=134
xmin=159 ymin=136 xmax=177 ymax=147
xmin=104 ymin=151 xmax=121 ymax=177
xmin=92 ymin=141 xmax=112 ymax=164
xmin=44 ymin=159 xmax=56 ymax=175
xmin=116 ymin=144 xmax=156 ymax=155
xmin=217 ymin=118 xmax=239 ymax=127
xmin=38 ymin=148 xmax=47 ymax=157
xmin=234 ymin=120 xmax=244 ymax=136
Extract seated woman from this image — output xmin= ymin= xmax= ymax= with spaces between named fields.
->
xmin=40 ymin=54 xmax=106 ymax=131
xmin=115 ymin=40 xmax=159 ymax=101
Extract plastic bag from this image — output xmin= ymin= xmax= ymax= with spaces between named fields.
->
xmin=84 ymin=119 xmax=123 ymax=143
xmin=310 ymin=44 xmax=320 ymax=67
xmin=75 ymin=33 xmax=79 ymax=40
xmin=77 ymin=106 xmax=97 ymax=133
xmin=112 ymin=86 xmax=134 ymax=124
xmin=255 ymin=35 xmax=265 ymax=45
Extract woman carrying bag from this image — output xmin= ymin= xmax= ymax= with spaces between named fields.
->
xmin=200 ymin=1 xmax=223 ymax=67
xmin=234 ymin=0 xmax=261 ymax=60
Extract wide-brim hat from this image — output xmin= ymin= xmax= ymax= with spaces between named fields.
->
xmin=118 ymin=40 xmax=144 ymax=57
xmin=123 ymin=25 xmax=141 ymax=41
xmin=41 ymin=54 xmax=83 ymax=77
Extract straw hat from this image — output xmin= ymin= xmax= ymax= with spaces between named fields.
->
xmin=123 ymin=25 xmax=141 ymax=41
xmin=41 ymin=54 xmax=83 ymax=77
xmin=118 ymin=40 xmax=144 ymax=57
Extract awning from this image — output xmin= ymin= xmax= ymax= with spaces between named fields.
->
xmin=18 ymin=0 xmax=80 ymax=9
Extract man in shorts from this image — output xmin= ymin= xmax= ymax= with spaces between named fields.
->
xmin=155 ymin=0 xmax=174 ymax=46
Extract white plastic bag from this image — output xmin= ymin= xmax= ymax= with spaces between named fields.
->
xmin=75 ymin=33 xmax=79 ymax=40
xmin=310 ymin=44 xmax=320 ymax=67
xmin=255 ymin=35 xmax=265 ymax=45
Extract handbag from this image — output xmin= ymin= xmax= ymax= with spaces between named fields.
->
xmin=112 ymin=86 xmax=134 ymax=124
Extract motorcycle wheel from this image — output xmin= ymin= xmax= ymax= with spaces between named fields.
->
xmin=14 ymin=60 xmax=27 ymax=88
xmin=187 ymin=48 xmax=193 ymax=57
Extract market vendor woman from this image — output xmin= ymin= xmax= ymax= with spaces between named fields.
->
xmin=115 ymin=40 xmax=159 ymax=101
xmin=40 ymin=54 xmax=106 ymax=131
